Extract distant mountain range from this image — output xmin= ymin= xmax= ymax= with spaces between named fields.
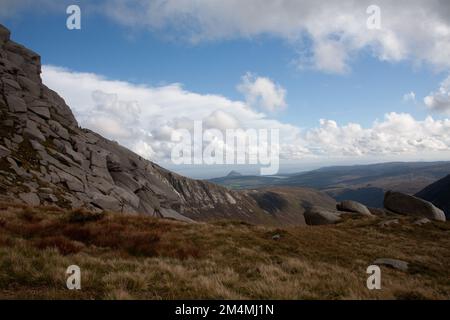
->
xmin=210 ymin=162 xmax=450 ymax=207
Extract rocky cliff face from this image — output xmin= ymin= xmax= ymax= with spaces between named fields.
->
xmin=0 ymin=24 xmax=280 ymax=224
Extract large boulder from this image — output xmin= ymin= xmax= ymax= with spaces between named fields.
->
xmin=336 ymin=200 xmax=372 ymax=216
xmin=373 ymin=258 xmax=409 ymax=272
xmin=384 ymin=191 xmax=446 ymax=222
xmin=304 ymin=206 xmax=342 ymax=225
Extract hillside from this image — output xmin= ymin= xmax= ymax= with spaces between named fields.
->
xmin=0 ymin=202 xmax=449 ymax=299
xmin=210 ymin=162 xmax=450 ymax=207
xmin=246 ymin=187 xmax=336 ymax=225
xmin=416 ymin=175 xmax=450 ymax=219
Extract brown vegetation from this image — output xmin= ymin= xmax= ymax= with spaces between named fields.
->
xmin=0 ymin=202 xmax=449 ymax=300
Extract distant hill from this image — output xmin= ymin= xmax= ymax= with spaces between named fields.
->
xmin=416 ymin=175 xmax=450 ymax=219
xmin=209 ymin=174 xmax=284 ymax=189
xmin=226 ymin=170 xmax=242 ymax=178
xmin=210 ymin=162 xmax=450 ymax=208
xmin=246 ymin=186 xmax=336 ymax=225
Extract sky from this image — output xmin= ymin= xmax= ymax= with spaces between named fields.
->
xmin=1 ymin=0 xmax=450 ymax=178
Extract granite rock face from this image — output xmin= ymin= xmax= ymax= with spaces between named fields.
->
xmin=0 ymin=24 xmax=273 ymax=224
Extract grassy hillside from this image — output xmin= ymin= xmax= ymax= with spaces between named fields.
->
xmin=0 ymin=202 xmax=449 ymax=300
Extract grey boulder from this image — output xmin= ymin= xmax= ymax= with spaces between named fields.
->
xmin=304 ymin=206 xmax=342 ymax=225
xmin=373 ymin=258 xmax=409 ymax=272
xmin=19 ymin=192 xmax=40 ymax=206
xmin=337 ymin=200 xmax=372 ymax=216
xmin=384 ymin=191 xmax=446 ymax=222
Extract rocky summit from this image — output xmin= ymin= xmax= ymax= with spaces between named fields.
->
xmin=0 ymin=24 xmax=279 ymax=224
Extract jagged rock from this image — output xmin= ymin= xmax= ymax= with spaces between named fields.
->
xmin=90 ymin=150 xmax=107 ymax=168
xmin=64 ymin=145 xmax=84 ymax=165
xmin=17 ymin=76 xmax=40 ymax=96
xmin=38 ymin=191 xmax=58 ymax=203
xmin=91 ymin=193 xmax=121 ymax=212
xmin=11 ymin=135 xmax=23 ymax=144
xmin=87 ymin=175 xmax=115 ymax=195
xmin=48 ymin=120 xmax=70 ymax=140
xmin=56 ymin=170 xmax=84 ymax=192
xmin=110 ymin=171 xmax=141 ymax=192
xmin=29 ymin=106 xmax=50 ymax=119
xmin=110 ymin=186 xmax=140 ymax=208
xmin=373 ymin=258 xmax=409 ymax=272
xmin=337 ymin=200 xmax=372 ymax=216
xmin=384 ymin=191 xmax=446 ymax=222
xmin=160 ymin=208 xmax=195 ymax=223
xmin=6 ymin=157 xmax=30 ymax=178
xmin=2 ymin=78 xmax=21 ymax=90
xmin=6 ymin=95 xmax=27 ymax=112
xmin=304 ymin=206 xmax=342 ymax=225
xmin=0 ymin=145 xmax=10 ymax=158
xmin=18 ymin=192 xmax=40 ymax=206
xmin=23 ymin=120 xmax=45 ymax=142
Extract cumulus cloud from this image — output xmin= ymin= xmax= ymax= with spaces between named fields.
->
xmin=306 ymin=113 xmax=450 ymax=157
xmin=424 ymin=75 xmax=450 ymax=114
xmin=41 ymin=65 xmax=300 ymax=162
xmin=4 ymin=1 xmax=450 ymax=74
xmin=237 ymin=73 xmax=287 ymax=111
xmin=99 ymin=0 xmax=450 ymax=74
xmin=42 ymin=65 xmax=450 ymax=166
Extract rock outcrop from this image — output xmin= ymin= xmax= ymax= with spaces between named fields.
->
xmin=373 ymin=258 xmax=409 ymax=272
xmin=304 ymin=206 xmax=342 ymax=225
xmin=0 ymin=24 xmax=276 ymax=224
xmin=336 ymin=200 xmax=372 ymax=216
xmin=384 ymin=191 xmax=446 ymax=222
xmin=415 ymin=174 xmax=450 ymax=219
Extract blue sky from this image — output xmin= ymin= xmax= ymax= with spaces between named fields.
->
xmin=2 ymin=0 xmax=450 ymax=177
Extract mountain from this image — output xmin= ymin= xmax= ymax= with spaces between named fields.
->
xmin=210 ymin=162 xmax=450 ymax=207
xmin=226 ymin=170 xmax=242 ymax=177
xmin=0 ymin=24 xmax=274 ymax=225
xmin=416 ymin=175 xmax=450 ymax=219
xmin=0 ymin=24 xmax=340 ymax=227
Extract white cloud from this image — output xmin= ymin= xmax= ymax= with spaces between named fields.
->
xmin=306 ymin=113 xmax=450 ymax=157
xmin=42 ymin=65 xmax=450 ymax=166
xmin=403 ymin=91 xmax=416 ymax=103
xmin=4 ymin=1 xmax=450 ymax=74
xmin=237 ymin=73 xmax=287 ymax=111
xmin=100 ymin=0 xmax=450 ymax=74
xmin=41 ymin=65 xmax=299 ymax=162
xmin=424 ymin=75 xmax=450 ymax=114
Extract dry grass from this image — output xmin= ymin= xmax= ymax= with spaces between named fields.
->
xmin=0 ymin=202 xmax=449 ymax=300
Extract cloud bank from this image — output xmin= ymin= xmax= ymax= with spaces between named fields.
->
xmin=4 ymin=0 xmax=450 ymax=74
xmin=101 ymin=0 xmax=450 ymax=74
xmin=42 ymin=65 xmax=450 ymax=167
